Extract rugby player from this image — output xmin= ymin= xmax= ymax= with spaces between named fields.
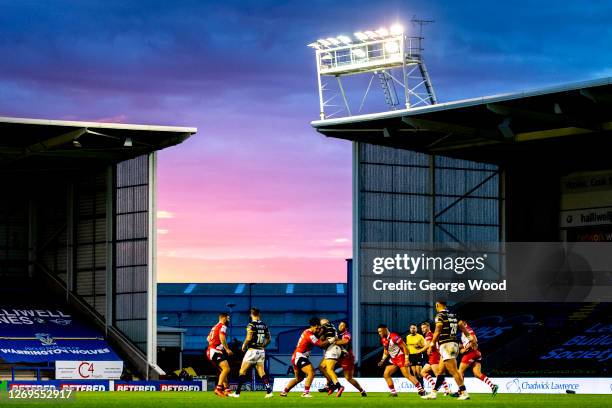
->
xmin=335 ymin=321 xmax=366 ymax=396
xmin=417 ymin=321 xmax=451 ymax=395
xmin=317 ymin=318 xmax=345 ymax=397
xmin=206 ymin=313 xmax=234 ymax=398
xmin=458 ymin=320 xmax=498 ymax=396
xmin=377 ymin=324 xmax=426 ymax=397
xmin=406 ymin=323 xmax=426 ymax=388
xmin=231 ymin=308 xmax=273 ymax=398
xmin=280 ymin=317 xmax=333 ymax=398
xmin=422 ymin=300 xmax=470 ymax=401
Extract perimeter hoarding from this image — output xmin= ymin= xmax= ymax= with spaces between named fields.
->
xmin=273 ymin=377 xmax=612 ymax=394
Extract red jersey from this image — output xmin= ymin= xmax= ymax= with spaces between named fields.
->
xmin=461 ymin=323 xmax=477 ymax=350
xmin=424 ymin=331 xmax=439 ymax=351
xmin=339 ymin=330 xmax=352 ymax=353
xmin=294 ymin=328 xmax=322 ymax=356
xmin=381 ymin=332 xmax=404 ymax=358
xmin=207 ymin=322 xmax=227 ymax=350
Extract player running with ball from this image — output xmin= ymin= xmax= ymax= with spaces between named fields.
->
xmin=280 ymin=317 xmax=333 ymax=398
xmin=458 ymin=320 xmax=498 ymax=396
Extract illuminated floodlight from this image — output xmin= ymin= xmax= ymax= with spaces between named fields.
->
xmin=307 ymin=21 xmax=436 ymax=120
xmin=354 ymin=32 xmax=368 ymax=41
xmin=376 ymin=27 xmax=389 ymax=37
xmin=390 ymin=24 xmax=404 ymax=36
xmin=384 ymin=40 xmax=400 ymax=54
xmin=351 ymin=48 xmax=367 ymax=59
xmin=337 ymin=35 xmax=352 ymax=44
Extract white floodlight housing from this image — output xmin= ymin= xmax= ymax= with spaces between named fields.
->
xmin=364 ymin=30 xmax=379 ymax=39
xmin=390 ymin=24 xmax=404 ymax=36
xmin=337 ymin=35 xmax=352 ymax=44
xmin=354 ymin=32 xmax=368 ymax=41
xmin=307 ymin=42 xmax=320 ymax=49
xmin=384 ymin=40 xmax=400 ymax=54
xmin=376 ymin=27 xmax=389 ymax=37
xmin=351 ymin=48 xmax=367 ymax=59
xmin=326 ymin=37 xmax=341 ymax=46
xmin=317 ymin=39 xmax=331 ymax=47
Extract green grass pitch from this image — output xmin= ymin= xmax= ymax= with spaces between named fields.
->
xmin=1 ymin=392 xmax=609 ymax=407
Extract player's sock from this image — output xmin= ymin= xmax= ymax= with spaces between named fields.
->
xmin=236 ymin=375 xmax=248 ymax=395
xmin=418 ymin=377 xmax=425 ymax=388
xmin=423 ymin=374 xmax=436 ymax=387
xmin=262 ymin=375 xmax=272 ymax=393
xmin=414 ymin=381 xmax=424 ymax=393
xmin=433 ymin=374 xmax=445 ymax=391
xmin=283 ymin=387 xmax=290 ymax=394
xmin=388 ymin=384 xmax=397 ymax=394
xmin=304 ymin=385 xmax=310 ymax=394
xmin=479 ymin=374 xmax=494 ymax=389
xmin=443 ymin=381 xmax=450 ymax=393
xmin=459 ymin=384 xmax=467 ymax=394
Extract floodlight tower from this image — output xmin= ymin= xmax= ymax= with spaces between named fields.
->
xmin=308 ymin=23 xmax=437 ymax=120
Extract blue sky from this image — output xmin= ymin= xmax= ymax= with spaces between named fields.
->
xmin=1 ymin=1 xmax=611 ymax=282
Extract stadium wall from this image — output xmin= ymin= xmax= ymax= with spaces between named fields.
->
xmin=353 ymin=142 xmax=501 ymax=363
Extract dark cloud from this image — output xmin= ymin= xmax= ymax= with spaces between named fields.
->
xmin=1 ymin=1 xmax=612 ymax=118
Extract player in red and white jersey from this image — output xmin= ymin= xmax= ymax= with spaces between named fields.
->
xmin=417 ymin=322 xmax=451 ymax=395
xmin=376 ymin=324 xmax=425 ymax=397
xmin=458 ymin=320 xmax=498 ymax=396
xmin=280 ymin=317 xmax=331 ymax=398
xmin=206 ymin=313 xmax=234 ymax=398
xmin=335 ymin=322 xmax=366 ymax=396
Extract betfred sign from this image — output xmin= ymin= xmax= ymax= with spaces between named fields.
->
xmin=113 ymin=381 xmax=206 ymax=391
xmin=56 ymin=360 xmax=123 ymax=379
xmin=7 ymin=380 xmax=110 ymax=391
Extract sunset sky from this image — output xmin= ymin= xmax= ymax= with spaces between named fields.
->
xmin=2 ymin=1 xmax=612 ymax=282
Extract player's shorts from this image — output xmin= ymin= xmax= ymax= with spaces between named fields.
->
xmin=439 ymin=342 xmax=459 ymax=361
xmin=243 ymin=348 xmax=265 ymax=365
xmin=461 ymin=349 xmax=482 ymax=366
xmin=338 ymin=352 xmax=355 ymax=371
xmin=324 ymin=344 xmax=342 ymax=360
xmin=409 ymin=353 xmax=424 ymax=366
xmin=291 ymin=352 xmax=312 ymax=372
xmin=428 ymin=350 xmax=441 ymax=365
xmin=206 ymin=347 xmax=227 ymax=366
xmin=390 ymin=353 xmax=408 ymax=368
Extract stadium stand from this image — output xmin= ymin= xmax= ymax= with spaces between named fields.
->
xmin=157 ymin=283 xmax=348 ymax=377
xmin=0 ymin=277 xmax=122 ymax=380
